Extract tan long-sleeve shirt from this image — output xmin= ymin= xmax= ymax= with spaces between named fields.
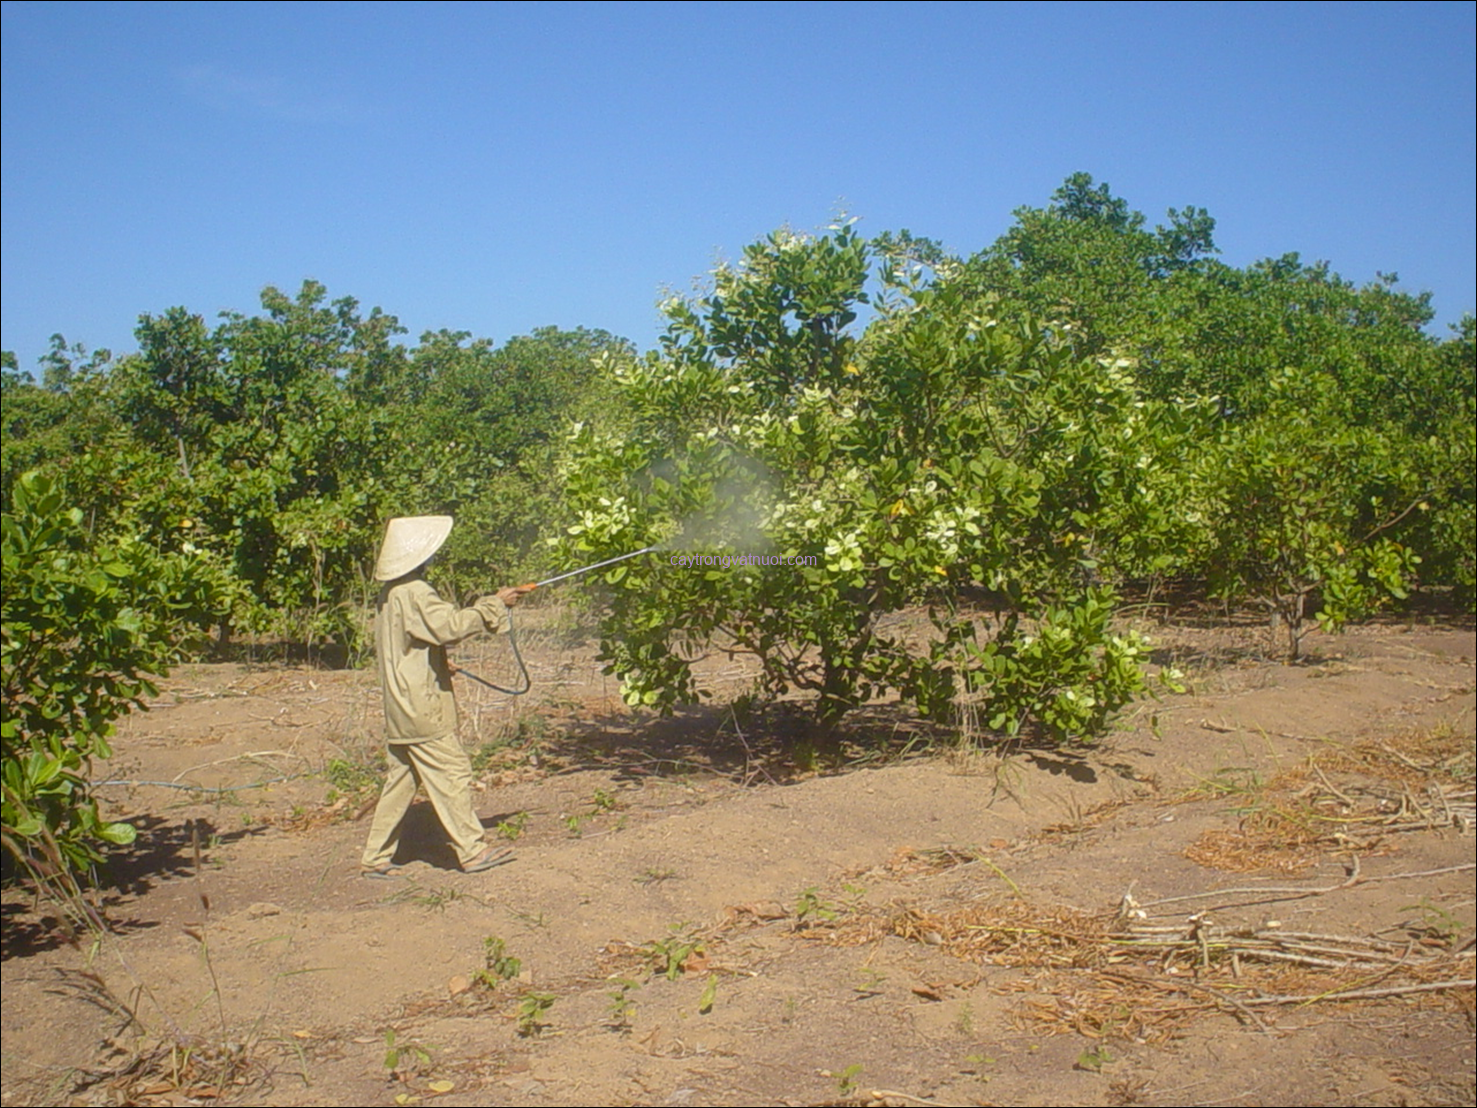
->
xmin=376 ymin=577 xmax=509 ymax=742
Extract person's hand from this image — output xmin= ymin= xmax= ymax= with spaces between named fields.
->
xmin=496 ymin=584 xmax=537 ymax=607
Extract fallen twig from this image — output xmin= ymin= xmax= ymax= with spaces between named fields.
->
xmin=1240 ymin=978 xmax=1475 ymax=1005
xmin=1138 ymin=861 xmax=1474 ymax=912
xmin=169 ymin=750 xmax=310 ymax=783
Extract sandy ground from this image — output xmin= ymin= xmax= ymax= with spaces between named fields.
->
xmin=2 ymin=608 xmax=1474 ymax=1107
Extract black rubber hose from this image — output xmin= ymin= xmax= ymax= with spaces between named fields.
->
xmin=452 ymin=608 xmax=531 ymax=696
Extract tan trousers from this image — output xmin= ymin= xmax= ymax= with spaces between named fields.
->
xmin=360 ymin=733 xmax=486 ymax=869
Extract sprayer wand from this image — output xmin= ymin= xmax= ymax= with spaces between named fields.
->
xmin=455 ymin=545 xmax=658 ymax=696
xmin=527 ymin=545 xmax=659 ymax=589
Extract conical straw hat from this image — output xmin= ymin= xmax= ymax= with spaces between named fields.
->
xmin=374 ymin=516 xmax=453 ymax=581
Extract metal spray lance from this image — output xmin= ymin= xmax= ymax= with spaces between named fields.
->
xmin=525 ymin=545 xmax=660 ymax=589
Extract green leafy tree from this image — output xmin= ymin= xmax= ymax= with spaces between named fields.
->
xmin=963 ymin=174 xmax=1441 ymax=423
xmin=1414 ymin=318 xmax=1477 ymax=602
xmin=1201 ymin=373 xmax=1424 ymax=660
xmin=99 ymin=283 xmax=416 ymax=648
xmin=2 ymin=472 xmax=231 ymax=881
xmin=962 ymin=172 xmax=1218 ymax=363
xmin=8 ymin=285 xmax=636 ymax=655
xmin=964 ymin=174 xmax=1468 ymax=606
xmin=402 ymin=325 xmax=634 ymax=588
xmin=1 ymin=350 xmax=22 ymax=389
xmin=2 ymin=339 xmax=123 ymax=500
xmin=561 ymin=225 xmax=1176 ymax=742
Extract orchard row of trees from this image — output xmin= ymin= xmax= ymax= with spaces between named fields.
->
xmin=3 ymin=290 xmax=631 ymax=647
xmin=2 ymin=295 xmax=628 ymax=881
xmin=4 ymin=174 xmax=1473 ymax=877
xmin=560 ymin=181 xmax=1471 ymax=737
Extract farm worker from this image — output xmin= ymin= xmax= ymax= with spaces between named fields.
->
xmin=361 ymin=515 xmax=533 ymax=877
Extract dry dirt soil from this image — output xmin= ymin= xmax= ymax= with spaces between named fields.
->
xmin=3 ymin=608 xmax=1474 ymax=1108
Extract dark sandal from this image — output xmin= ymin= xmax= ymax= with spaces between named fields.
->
xmin=361 ymin=863 xmax=404 ymax=879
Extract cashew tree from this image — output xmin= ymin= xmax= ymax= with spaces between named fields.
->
xmin=560 ymin=225 xmax=1185 ymax=742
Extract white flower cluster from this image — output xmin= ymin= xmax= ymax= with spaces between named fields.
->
xmin=922 ymin=503 xmax=983 ymax=561
xmin=568 ymin=496 xmax=634 ymax=545
xmin=823 ymin=529 xmax=865 ymax=574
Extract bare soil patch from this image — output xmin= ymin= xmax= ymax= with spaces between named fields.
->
xmin=3 ymin=611 xmax=1473 ymax=1107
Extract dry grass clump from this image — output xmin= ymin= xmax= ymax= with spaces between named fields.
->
xmin=820 ymin=876 xmax=1474 ymax=1043
xmin=1182 ymin=723 xmax=1474 ymax=875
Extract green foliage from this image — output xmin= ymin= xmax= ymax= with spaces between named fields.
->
xmin=3 ymin=175 xmax=1467 ymax=764
xmin=834 ymin=1063 xmax=865 ymax=1097
xmin=1 ymin=340 xmax=121 ymax=500
xmin=2 ymin=472 xmax=228 ymax=879
xmin=1076 ymin=1044 xmax=1114 ymax=1073
xmin=515 ymin=991 xmax=556 ymax=1037
xmin=403 ymin=325 xmax=634 ymax=589
xmin=561 ymin=224 xmax=1186 ymax=741
xmin=698 ymin=971 xmax=718 ymax=1014
xmin=476 ymin=936 xmax=523 ymax=988
xmin=794 ymin=887 xmax=839 ymax=927
xmin=937 ymin=591 xmax=1178 ymax=741
xmin=323 ymin=755 xmax=383 ymax=801
xmin=605 ymin=975 xmax=641 ymax=1031
xmin=644 ymin=924 xmax=705 ymax=981
xmin=1201 ymin=373 xmax=1423 ymax=659
xmin=1397 ymin=317 xmax=1476 ymax=604
xmin=382 ymin=1028 xmax=431 ymax=1075
xmin=57 ymin=284 xmax=417 ymax=649
xmin=3 ymin=283 xmax=634 ymax=656
xmin=963 ymin=173 xmax=1440 ymax=425
xmin=959 ymin=174 xmax=1472 ymax=613
xmin=494 ymin=810 xmax=530 ymax=841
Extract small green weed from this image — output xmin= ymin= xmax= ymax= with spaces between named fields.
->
xmin=507 ymin=714 xmax=555 ymax=751
xmin=1189 ymin=765 xmax=1265 ymax=804
xmin=794 ymin=887 xmax=838 ymax=927
xmin=470 ymin=740 xmax=507 ymax=774
xmin=383 ymin=1028 xmax=431 ymax=1076
xmin=854 ymin=968 xmax=886 ymax=998
xmin=792 ymin=739 xmax=821 ymax=774
xmin=834 ymin=1063 xmax=864 ymax=1097
xmin=955 ymin=1000 xmax=975 ymax=1036
xmin=605 ymin=976 xmax=640 ymax=1032
xmin=644 ymin=924 xmax=704 ymax=981
xmin=476 ymin=937 xmax=522 ymax=989
xmin=1401 ymin=897 xmax=1469 ymax=947
xmin=698 ymin=972 xmax=718 ymax=1014
xmin=516 ymin=992 xmax=556 ymax=1037
xmin=509 ymin=908 xmax=548 ymax=930
xmin=963 ymin=1053 xmax=996 ymax=1084
xmin=325 ymin=756 xmax=381 ymax=800
xmin=1076 ymin=1044 xmax=1113 ymax=1073
xmin=494 ymin=811 xmax=530 ymax=841
xmin=384 ymin=883 xmax=464 ymax=913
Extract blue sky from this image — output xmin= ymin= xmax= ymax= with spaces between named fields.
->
xmin=3 ymin=1 xmax=1473 ymax=373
